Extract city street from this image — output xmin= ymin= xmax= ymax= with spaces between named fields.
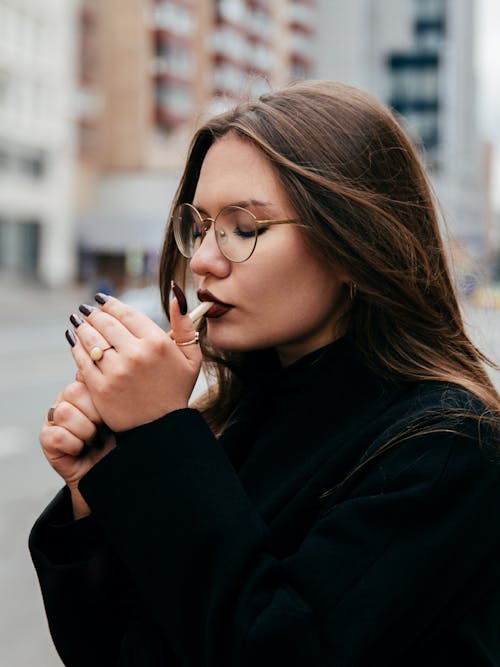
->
xmin=1 ymin=277 xmax=500 ymax=666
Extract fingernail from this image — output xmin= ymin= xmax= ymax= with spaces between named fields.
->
xmin=79 ymin=304 xmax=95 ymax=316
xmin=65 ymin=329 xmax=77 ymax=347
xmin=95 ymin=292 xmax=109 ymax=305
xmin=70 ymin=313 xmax=83 ymax=328
xmin=171 ymin=280 xmax=188 ymax=315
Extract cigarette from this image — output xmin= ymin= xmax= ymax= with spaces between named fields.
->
xmin=168 ymin=301 xmax=213 ymax=338
xmin=188 ymin=301 xmax=213 ymax=326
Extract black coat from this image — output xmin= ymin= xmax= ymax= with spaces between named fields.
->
xmin=29 ymin=336 xmax=500 ymax=666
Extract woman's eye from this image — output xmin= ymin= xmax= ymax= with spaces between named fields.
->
xmin=234 ymin=227 xmax=257 ymax=238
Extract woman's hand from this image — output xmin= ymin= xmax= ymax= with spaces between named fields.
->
xmin=66 ymin=288 xmax=202 ymax=433
xmin=40 ymin=381 xmax=116 ymax=518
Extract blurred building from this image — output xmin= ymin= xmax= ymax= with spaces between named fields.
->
xmin=76 ymin=0 xmax=317 ymax=292
xmin=0 ymin=0 xmax=77 ymax=287
xmin=0 ymin=0 xmax=492 ymax=290
xmin=315 ymin=0 xmax=493 ymax=269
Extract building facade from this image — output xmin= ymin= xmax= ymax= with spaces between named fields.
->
xmin=0 ymin=0 xmax=77 ymax=286
xmin=0 ymin=0 xmax=490 ymax=288
xmin=314 ymin=0 xmax=493 ymax=272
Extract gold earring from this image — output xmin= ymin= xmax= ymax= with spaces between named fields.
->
xmin=348 ymin=282 xmax=357 ymax=300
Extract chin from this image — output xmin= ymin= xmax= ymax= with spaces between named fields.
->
xmin=205 ymin=324 xmax=265 ymax=352
xmin=206 ymin=334 xmax=253 ymax=352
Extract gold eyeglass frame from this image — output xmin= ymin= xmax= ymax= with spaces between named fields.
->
xmin=173 ymin=202 xmax=298 ymax=263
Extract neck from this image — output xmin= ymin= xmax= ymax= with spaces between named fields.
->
xmin=276 ymin=327 xmax=347 ymax=367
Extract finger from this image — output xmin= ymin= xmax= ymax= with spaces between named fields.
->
xmin=170 ymin=297 xmax=202 ymax=363
xmin=67 ymin=319 xmax=118 ymax=372
xmin=67 ymin=329 xmax=107 ymax=382
xmin=72 ymin=307 xmax=123 ymax=355
xmin=48 ymin=400 xmax=98 ymax=443
xmin=41 ymin=424 xmax=88 ymax=459
xmin=92 ymin=294 xmax=164 ymax=339
xmin=45 ymin=391 xmax=64 ymax=426
xmin=62 ymin=381 xmax=102 ymax=424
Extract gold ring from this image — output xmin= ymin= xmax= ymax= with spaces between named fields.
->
xmin=47 ymin=406 xmax=57 ymax=426
xmin=175 ymin=331 xmax=200 ymax=347
xmin=90 ymin=345 xmax=113 ymax=362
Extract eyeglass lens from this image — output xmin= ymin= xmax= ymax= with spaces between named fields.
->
xmin=174 ymin=204 xmax=259 ymax=263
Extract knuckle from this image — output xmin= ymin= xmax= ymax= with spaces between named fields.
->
xmin=126 ymin=347 xmax=144 ymax=367
xmin=62 ymin=381 xmax=84 ymax=403
xmin=55 ymin=401 xmax=73 ymax=422
xmin=49 ymin=427 xmax=69 ymax=450
xmin=149 ymin=335 xmax=167 ymax=356
xmin=112 ymin=363 xmax=130 ymax=382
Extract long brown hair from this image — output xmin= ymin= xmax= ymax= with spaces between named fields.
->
xmin=159 ymin=80 xmax=499 ymax=436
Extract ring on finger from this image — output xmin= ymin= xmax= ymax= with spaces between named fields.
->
xmin=47 ymin=406 xmax=57 ymax=426
xmin=175 ymin=331 xmax=200 ymax=347
xmin=90 ymin=345 xmax=113 ymax=362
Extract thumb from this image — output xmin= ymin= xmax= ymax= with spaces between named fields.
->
xmin=170 ymin=282 xmax=201 ymax=361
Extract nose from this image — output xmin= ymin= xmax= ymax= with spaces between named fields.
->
xmin=189 ymin=223 xmax=231 ymax=278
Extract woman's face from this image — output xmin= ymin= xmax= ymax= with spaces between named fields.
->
xmin=189 ymin=134 xmax=349 ymax=366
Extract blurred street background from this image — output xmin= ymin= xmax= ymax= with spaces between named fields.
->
xmin=1 ymin=0 xmax=500 ymax=664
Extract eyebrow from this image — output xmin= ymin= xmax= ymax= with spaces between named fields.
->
xmin=193 ymin=199 xmax=276 ymax=216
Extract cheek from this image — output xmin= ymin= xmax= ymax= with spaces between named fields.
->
xmin=251 ymin=251 xmax=341 ymax=320
xmin=272 ymin=249 xmax=333 ymax=295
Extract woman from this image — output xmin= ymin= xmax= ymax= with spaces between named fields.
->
xmin=30 ymin=81 xmax=500 ymax=666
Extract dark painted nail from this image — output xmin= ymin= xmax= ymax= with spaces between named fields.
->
xmin=171 ymin=280 xmax=188 ymax=315
xmin=95 ymin=292 xmax=109 ymax=305
xmin=79 ymin=304 xmax=95 ymax=316
xmin=65 ymin=329 xmax=77 ymax=347
xmin=70 ymin=313 xmax=83 ymax=328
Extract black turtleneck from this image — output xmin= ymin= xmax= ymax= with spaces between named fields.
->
xmin=29 ymin=337 xmax=500 ymax=667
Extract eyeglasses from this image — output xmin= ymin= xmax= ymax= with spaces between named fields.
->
xmin=172 ymin=202 xmax=298 ymax=263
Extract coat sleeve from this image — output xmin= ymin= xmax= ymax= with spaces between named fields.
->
xmin=75 ymin=407 xmax=500 ymax=666
xmin=29 ymin=486 xmax=135 ymax=666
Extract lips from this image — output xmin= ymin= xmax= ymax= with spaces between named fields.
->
xmin=197 ymin=289 xmax=233 ymax=318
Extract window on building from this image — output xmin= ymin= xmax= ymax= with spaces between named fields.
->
xmin=290 ymin=60 xmax=310 ymax=80
xmin=0 ymin=219 xmax=40 ymax=276
xmin=156 ymin=83 xmax=192 ymax=116
xmin=415 ymin=16 xmax=446 ymax=50
xmin=216 ymin=0 xmax=247 ymax=25
xmin=153 ymin=1 xmax=193 ymax=36
xmin=213 ymin=62 xmax=247 ymax=95
xmin=154 ymin=39 xmax=193 ymax=78
xmin=213 ymin=25 xmax=249 ymax=62
xmin=18 ymin=151 xmax=46 ymax=178
xmin=414 ymin=0 xmax=447 ymax=22
xmin=19 ymin=220 xmax=40 ymax=274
